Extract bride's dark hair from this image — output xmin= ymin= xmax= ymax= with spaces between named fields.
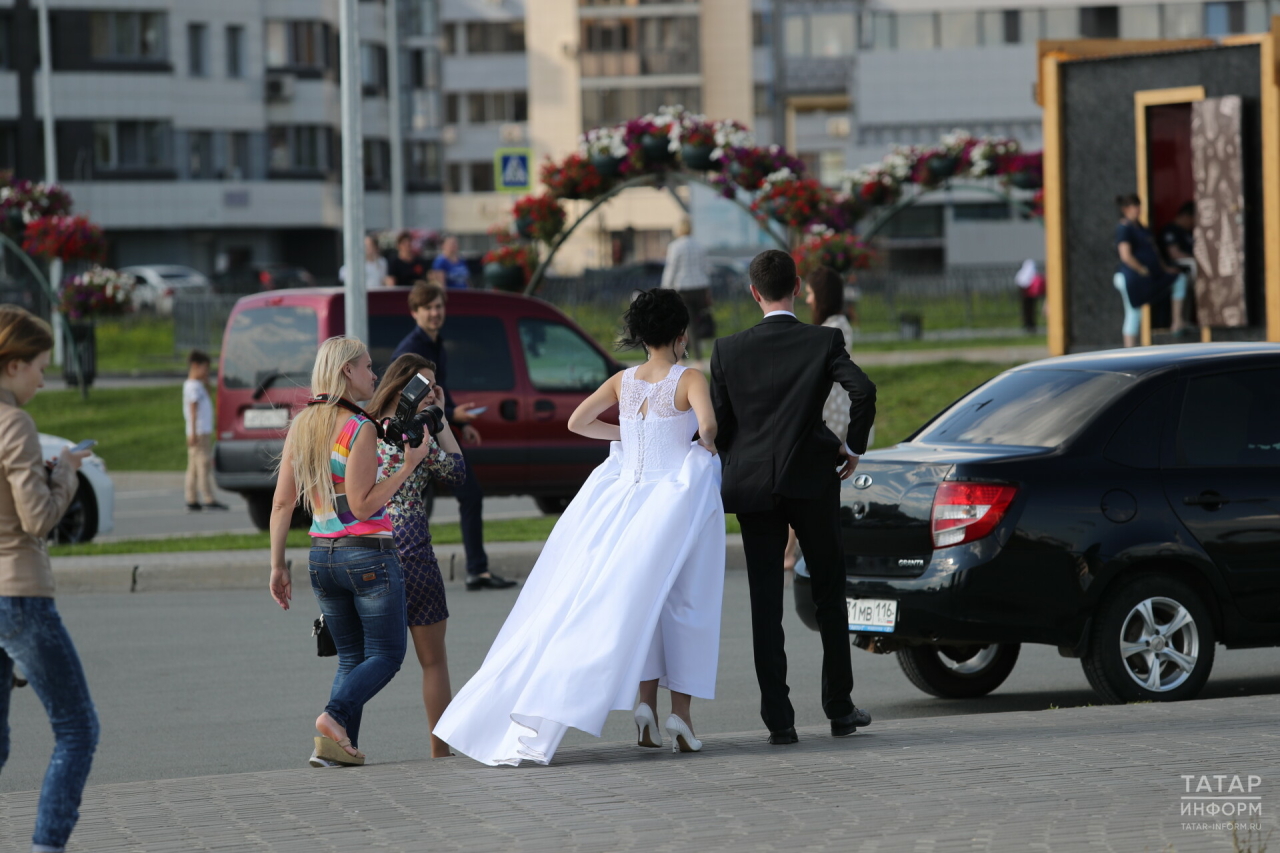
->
xmin=618 ymin=288 xmax=689 ymax=351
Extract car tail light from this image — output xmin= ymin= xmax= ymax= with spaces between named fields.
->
xmin=162 ymin=287 xmax=174 ymax=297
xmin=259 ymin=270 xmax=272 ymax=286
xmin=930 ymin=482 xmax=1018 ymax=548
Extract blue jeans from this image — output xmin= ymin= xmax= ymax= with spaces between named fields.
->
xmin=0 ymin=597 xmax=99 ymax=852
xmin=308 ymin=544 xmax=407 ymax=747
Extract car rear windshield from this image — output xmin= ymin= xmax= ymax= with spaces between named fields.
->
xmin=912 ymin=368 xmax=1135 ymax=448
xmin=221 ymin=305 xmax=319 ymax=392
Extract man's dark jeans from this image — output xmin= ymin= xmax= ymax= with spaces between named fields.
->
xmin=0 ymin=596 xmax=99 ymax=852
xmin=308 ymin=544 xmax=407 ymax=747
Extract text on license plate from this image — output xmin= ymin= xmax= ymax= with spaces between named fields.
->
xmin=847 ymin=598 xmax=897 ymax=633
xmin=243 ymin=408 xmax=290 ymax=430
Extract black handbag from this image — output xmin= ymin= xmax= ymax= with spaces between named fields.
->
xmin=312 ymin=615 xmax=337 ymax=657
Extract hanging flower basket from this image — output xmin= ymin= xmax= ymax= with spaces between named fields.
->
xmin=640 ymin=133 xmax=674 ymax=165
xmin=0 ymin=181 xmax=73 ymax=238
xmin=511 ymin=194 xmax=565 ymax=244
xmin=925 ymin=155 xmax=959 ymax=182
xmin=484 ymin=262 xmax=525 ymax=293
xmin=23 ymin=215 xmax=107 ymax=263
xmin=59 ymin=266 xmax=134 ymax=321
xmin=681 ymin=143 xmax=717 ymax=172
xmin=794 ymin=230 xmax=875 ymax=278
xmin=541 ymin=154 xmax=605 ymax=201
xmin=482 ymin=242 xmax=535 ymax=293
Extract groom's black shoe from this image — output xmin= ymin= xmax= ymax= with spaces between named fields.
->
xmin=466 ymin=573 xmax=518 ymax=591
xmin=767 ymin=727 xmax=798 ymax=745
xmin=831 ymin=707 xmax=872 ymax=738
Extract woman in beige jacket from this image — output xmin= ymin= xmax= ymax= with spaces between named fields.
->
xmin=0 ymin=306 xmax=97 ymax=853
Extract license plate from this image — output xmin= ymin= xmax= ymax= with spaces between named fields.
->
xmin=243 ymin=408 xmax=289 ymax=430
xmin=847 ymin=598 xmax=897 ymax=633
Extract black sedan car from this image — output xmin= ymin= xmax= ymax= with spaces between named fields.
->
xmin=794 ymin=343 xmax=1280 ymax=704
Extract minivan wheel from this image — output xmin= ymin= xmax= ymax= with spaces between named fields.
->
xmin=51 ymin=476 xmax=99 ymax=544
xmin=535 ymin=495 xmax=573 ymax=515
xmin=896 ymin=642 xmax=1020 ymax=698
xmin=1082 ymin=575 xmax=1215 ymax=704
xmin=246 ymin=492 xmax=311 ymax=531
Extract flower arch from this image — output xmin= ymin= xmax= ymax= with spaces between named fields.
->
xmin=493 ymin=108 xmax=1044 ymax=295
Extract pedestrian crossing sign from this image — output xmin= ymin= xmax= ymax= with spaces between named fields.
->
xmin=495 ymin=148 xmax=533 ymax=193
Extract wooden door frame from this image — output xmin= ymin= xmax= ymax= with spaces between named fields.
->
xmin=1133 ymin=86 xmax=1206 ymax=346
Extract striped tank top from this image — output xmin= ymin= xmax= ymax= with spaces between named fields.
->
xmin=309 ymin=413 xmax=394 ymax=538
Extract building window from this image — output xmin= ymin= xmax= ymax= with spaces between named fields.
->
xmin=265 ymin=20 xmax=332 ymax=70
xmin=465 ymin=21 xmax=525 ymax=54
xmin=1043 ymin=8 xmax=1079 ymax=38
xmin=361 ymin=43 xmax=388 ymax=94
xmin=268 ymin=125 xmax=329 ymax=172
xmin=938 ymin=11 xmax=979 ymax=47
xmin=753 ymin=10 xmax=772 ymax=46
xmin=784 ymin=14 xmax=807 ymax=56
xmin=445 ymin=93 xmax=459 ymax=124
xmin=462 ymin=91 xmax=529 ymax=124
xmin=445 ymin=162 xmax=462 ymax=193
xmin=1003 ymin=9 xmax=1021 ymax=43
xmin=953 ymin=202 xmax=1011 ymax=221
xmin=0 ymin=127 xmax=15 ymax=173
xmin=1119 ymin=5 xmax=1161 ymax=37
xmin=410 ymin=47 xmax=441 ymax=89
xmin=226 ymin=26 xmax=244 ymax=78
xmin=581 ymin=86 xmax=701 ymax=129
xmin=90 ymin=11 xmax=168 ymax=61
xmin=470 ymin=161 xmax=495 ymax=192
xmin=442 ymin=22 xmax=457 ymax=54
xmin=809 ymin=13 xmax=856 ymax=56
xmin=865 ymin=11 xmax=894 ymax=49
xmin=94 ymin=121 xmax=172 ymax=170
xmin=1079 ymin=6 xmax=1120 ymax=37
xmin=1162 ymin=3 xmax=1204 ymax=36
xmin=189 ymin=131 xmax=213 ymax=178
xmin=228 ymin=131 xmax=250 ymax=179
xmin=467 ymin=92 xmax=487 ymax=124
xmin=188 ymin=24 xmax=207 ymax=76
xmin=1204 ymin=1 xmax=1246 ymax=34
xmin=403 ymin=0 xmax=440 ymax=37
xmin=0 ymin=17 xmax=10 ymax=69
xmin=753 ymin=83 xmax=772 ymax=116
xmin=406 ymin=140 xmax=442 ymax=185
xmin=363 ymin=139 xmax=390 ymax=188
xmin=897 ymin=13 xmax=936 ymax=50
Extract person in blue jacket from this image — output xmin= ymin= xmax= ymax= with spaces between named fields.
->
xmin=1113 ymin=193 xmax=1188 ymax=347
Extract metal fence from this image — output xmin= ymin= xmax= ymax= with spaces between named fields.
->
xmin=542 ymin=262 xmax=1030 ymax=347
xmin=173 ymin=293 xmax=241 ymax=354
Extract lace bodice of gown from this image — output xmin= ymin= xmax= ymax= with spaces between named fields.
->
xmin=618 ymin=364 xmax=697 ymax=479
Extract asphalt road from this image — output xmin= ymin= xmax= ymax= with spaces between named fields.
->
xmin=5 ymin=573 xmax=1280 ymax=793
xmin=104 ymin=472 xmax=541 ymax=542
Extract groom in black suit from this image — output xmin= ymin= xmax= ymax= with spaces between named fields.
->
xmin=710 ymin=250 xmax=877 ymax=743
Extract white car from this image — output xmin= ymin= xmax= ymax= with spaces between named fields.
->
xmin=38 ymin=434 xmax=114 ymax=544
xmin=122 ymin=265 xmax=211 ymax=316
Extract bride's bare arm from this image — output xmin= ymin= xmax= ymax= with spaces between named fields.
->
xmin=567 ymin=372 xmax=623 ymax=441
xmin=679 ymin=370 xmax=718 ymax=454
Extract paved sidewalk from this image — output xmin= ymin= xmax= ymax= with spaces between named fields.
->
xmin=2 ymin=695 xmax=1274 ymax=852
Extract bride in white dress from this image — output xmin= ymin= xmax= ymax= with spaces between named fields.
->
xmin=433 ymin=289 xmax=725 ymax=766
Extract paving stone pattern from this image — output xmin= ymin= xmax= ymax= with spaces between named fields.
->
xmin=1 ymin=695 xmax=1276 ymax=853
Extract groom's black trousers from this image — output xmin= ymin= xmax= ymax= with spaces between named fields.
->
xmin=738 ymin=479 xmax=854 ymax=732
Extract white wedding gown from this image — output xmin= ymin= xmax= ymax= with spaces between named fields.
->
xmin=433 ymin=364 xmax=726 ymax=766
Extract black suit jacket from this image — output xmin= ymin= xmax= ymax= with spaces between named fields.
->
xmin=710 ymin=314 xmax=876 ymax=514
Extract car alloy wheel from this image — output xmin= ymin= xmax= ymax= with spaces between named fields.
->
xmin=897 ymin=642 xmax=1020 ymax=698
xmin=937 ymin=644 xmax=1000 ymax=675
xmin=1119 ymin=596 xmax=1200 ymax=693
xmin=1082 ymin=574 xmax=1215 ymax=704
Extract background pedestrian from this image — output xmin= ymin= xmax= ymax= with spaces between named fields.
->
xmin=386 ymin=232 xmax=429 ymax=288
xmin=0 ymin=305 xmax=99 ymax=853
xmin=183 ymin=350 xmax=226 ymax=512
xmin=431 ymin=236 xmax=471 ymax=289
xmin=660 ymin=219 xmax=713 ymax=360
xmin=1014 ymin=260 xmax=1045 ymax=334
xmin=339 ymin=234 xmax=390 ymax=290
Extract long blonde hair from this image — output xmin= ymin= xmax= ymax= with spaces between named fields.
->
xmin=284 ymin=336 xmax=369 ymax=514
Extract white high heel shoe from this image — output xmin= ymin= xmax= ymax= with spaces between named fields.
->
xmin=665 ymin=714 xmax=702 ymax=753
xmin=634 ymin=703 xmax=663 ymax=748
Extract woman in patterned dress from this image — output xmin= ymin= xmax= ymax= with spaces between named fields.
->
xmin=369 ymin=354 xmax=467 ymax=758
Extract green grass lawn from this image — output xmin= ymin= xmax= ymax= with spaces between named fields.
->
xmin=27 ymin=383 xmax=192 ymax=471
xmin=94 ymin=316 xmax=207 ymax=374
xmin=27 ymin=359 xmax=1012 ymax=474
xmin=52 ymin=514 xmax=747 ymax=557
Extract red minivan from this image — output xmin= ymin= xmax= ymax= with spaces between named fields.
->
xmin=213 ymin=287 xmax=623 ymax=529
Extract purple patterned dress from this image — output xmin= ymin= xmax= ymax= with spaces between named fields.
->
xmin=379 ymin=437 xmax=466 ymax=626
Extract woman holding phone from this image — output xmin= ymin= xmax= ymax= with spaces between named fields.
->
xmin=269 ymin=336 xmax=432 ymax=767
xmin=369 ymin=354 xmax=466 ymax=758
xmin=0 ymin=306 xmax=98 ymax=853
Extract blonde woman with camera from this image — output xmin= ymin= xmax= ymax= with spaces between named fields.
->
xmin=368 ymin=353 xmax=465 ymax=758
xmin=269 ymin=336 xmax=431 ymax=768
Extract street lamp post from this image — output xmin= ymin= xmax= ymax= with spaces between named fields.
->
xmin=339 ymin=0 xmax=368 ymax=344
xmin=36 ymin=0 xmax=62 ymax=365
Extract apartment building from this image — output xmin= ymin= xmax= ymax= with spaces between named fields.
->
xmin=0 ymin=0 xmax=445 ymax=278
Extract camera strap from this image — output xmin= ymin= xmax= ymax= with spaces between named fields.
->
xmin=306 ymin=394 xmax=386 ymax=442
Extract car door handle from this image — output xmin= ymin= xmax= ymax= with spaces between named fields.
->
xmin=1183 ymin=491 xmax=1230 ymax=508
xmin=499 ymin=399 xmax=519 ymax=421
xmin=533 ymin=399 xmax=555 ymax=421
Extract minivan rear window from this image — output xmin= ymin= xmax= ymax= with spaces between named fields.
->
xmin=222 ymin=306 xmax=319 ymax=391
xmin=912 ymin=368 xmax=1134 ymax=448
